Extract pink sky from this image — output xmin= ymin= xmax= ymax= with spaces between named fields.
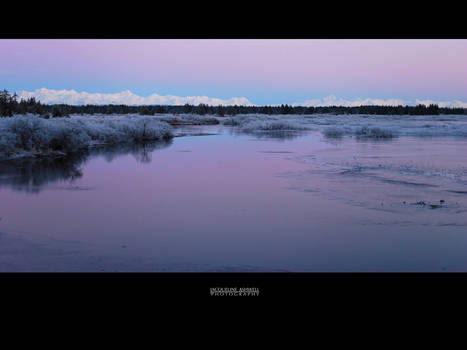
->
xmin=1 ymin=39 xmax=466 ymax=105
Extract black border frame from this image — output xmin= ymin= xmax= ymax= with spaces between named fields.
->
xmin=2 ymin=4 xmax=467 ymax=306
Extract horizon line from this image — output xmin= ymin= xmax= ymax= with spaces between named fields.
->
xmin=10 ymin=88 xmax=467 ymax=109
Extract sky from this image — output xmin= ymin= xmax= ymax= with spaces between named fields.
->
xmin=1 ymin=39 xmax=467 ymax=106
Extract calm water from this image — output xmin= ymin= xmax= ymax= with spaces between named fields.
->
xmin=1 ymin=125 xmax=467 ymax=271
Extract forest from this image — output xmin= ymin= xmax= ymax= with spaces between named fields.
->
xmin=1 ymin=89 xmax=465 ymax=117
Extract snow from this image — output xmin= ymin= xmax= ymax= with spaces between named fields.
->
xmin=222 ymin=115 xmax=311 ymax=131
xmin=222 ymin=113 xmax=467 ymax=138
xmin=156 ymin=114 xmax=220 ymax=125
xmin=2 ymin=113 xmax=467 ymax=161
xmin=0 ymin=114 xmax=173 ymax=160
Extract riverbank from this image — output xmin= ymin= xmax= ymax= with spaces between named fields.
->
xmin=2 ymin=113 xmax=467 ymax=161
xmin=0 ymin=114 xmax=175 ymax=161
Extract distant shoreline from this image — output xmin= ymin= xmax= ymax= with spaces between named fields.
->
xmin=2 ymin=89 xmax=466 ymax=118
xmin=8 ymin=103 xmax=467 ymax=118
xmin=2 ymin=113 xmax=467 ymax=162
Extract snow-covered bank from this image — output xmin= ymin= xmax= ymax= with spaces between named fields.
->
xmin=156 ymin=114 xmax=220 ymax=125
xmin=222 ymin=113 xmax=467 ymax=138
xmin=0 ymin=114 xmax=174 ymax=160
xmin=324 ymin=126 xmax=397 ymax=139
xmin=2 ymin=113 xmax=467 ymax=160
xmin=223 ymin=115 xmax=311 ymax=131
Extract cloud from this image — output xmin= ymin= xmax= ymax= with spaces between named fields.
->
xmin=17 ymin=89 xmax=467 ymax=109
xmin=18 ymin=88 xmax=255 ymax=106
xmin=414 ymin=99 xmax=467 ymax=108
xmin=292 ymin=95 xmax=467 ymax=108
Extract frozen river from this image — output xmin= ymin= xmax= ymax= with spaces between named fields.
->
xmin=1 ymin=120 xmax=467 ymax=271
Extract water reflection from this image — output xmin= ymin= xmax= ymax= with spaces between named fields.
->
xmin=227 ymin=128 xmax=308 ymax=141
xmin=0 ymin=153 xmax=87 ymax=193
xmin=91 ymin=140 xmax=172 ymax=163
xmin=0 ymin=140 xmax=172 ymax=193
xmin=323 ymin=133 xmax=398 ymax=144
xmin=354 ymin=136 xmax=398 ymax=143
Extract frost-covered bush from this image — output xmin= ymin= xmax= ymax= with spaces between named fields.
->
xmin=8 ymin=115 xmax=48 ymax=150
xmin=0 ymin=115 xmax=93 ymax=153
xmin=240 ymin=120 xmax=310 ymax=132
xmin=355 ymin=126 xmax=396 ymax=138
xmin=78 ymin=118 xmax=126 ymax=143
xmin=47 ymin=119 xmax=92 ymax=152
xmin=222 ymin=115 xmax=311 ymax=136
xmin=0 ymin=114 xmax=174 ymax=159
xmin=222 ymin=115 xmax=263 ymax=126
xmin=158 ymin=114 xmax=220 ymax=125
xmin=124 ymin=117 xmax=173 ymax=141
xmin=222 ymin=117 xmax=243 ymax=126
xmin=0 ymin=131 xmax=19 ymax=156
xmin=323 ymin=127 xmax=344 ymax=138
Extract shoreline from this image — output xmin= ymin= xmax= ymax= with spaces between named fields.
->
xmin=2 ymin=112 xmax=467 ymax=162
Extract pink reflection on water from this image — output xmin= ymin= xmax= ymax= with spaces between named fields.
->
xmin=1 ymin=126 xmax=467 ymax=271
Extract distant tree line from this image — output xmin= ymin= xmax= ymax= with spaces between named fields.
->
xmin=1 ymin=89 xmax=466 ymax=117
xmin=0 ymin=90 xmax=68 ymax=118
